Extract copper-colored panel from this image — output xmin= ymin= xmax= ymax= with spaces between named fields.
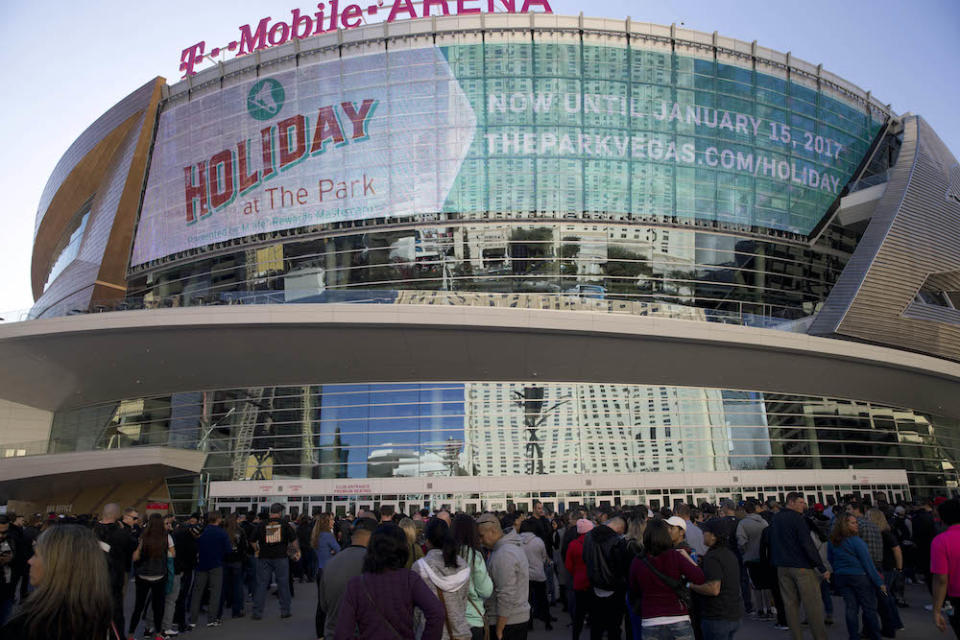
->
xmin=92 ymin=78 xmax=166 ymax=306
xmin=31 ymin=113 xmax=141 ymax=299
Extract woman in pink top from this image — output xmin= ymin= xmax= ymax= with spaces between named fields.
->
xmin=628 ymin=519 xmax=705 ymax=640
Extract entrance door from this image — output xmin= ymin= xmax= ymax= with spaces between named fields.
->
xmin=462 ymin=499 xmax=481 ymax=515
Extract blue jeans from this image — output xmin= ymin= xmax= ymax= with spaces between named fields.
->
xmin=253 ymin=557 xmax=291 ymax=617
xmin=701 ymin=618 xmax=740 ymax=640
xmin=643 ymin=621 xmax=695 ymax=640
xmin=833 ymin=574 xmax=880 ymax=640
xmin=243 ymin=556 xmax=257 ymax=598
xmin=879 ymin=570 xmax=903 ymax=634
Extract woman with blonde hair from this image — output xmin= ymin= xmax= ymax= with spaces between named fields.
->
xmin=399 ymin=517 xmax=424 ymax=569
xmin=0 ymin=524 xmax=115 ymax=640
xmin=311 ymin=513 xmax=340 ymax=640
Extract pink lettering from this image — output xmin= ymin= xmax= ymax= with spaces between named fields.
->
xmin=179 ymin=42 xmax=206 ymax=77
xmin=237 ymin=17 xmax=271 ymax=55
xmin=387 ymin=0 xmax=418 ymax=21
xmin=423 ymin=0 xmax=450 ymax=15
xmin=521 ymin=0 xmax=552 ymax=11
xmin=290 ymin=9 xmax=313 ymax=38
xmin=340 ymin=3 xmax=363 ymax=28
xmin=457 ymin=0 xmax=481 ymax=13
xmin=268 ymin=20 xmax=290 ymax=45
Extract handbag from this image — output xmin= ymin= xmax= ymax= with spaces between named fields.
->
xmin=641 ymin=554 xmax=693 ymax=611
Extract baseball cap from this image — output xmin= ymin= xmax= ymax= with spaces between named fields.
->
xmin=720 ymin=499 xmax=736 ymax=510
xmin=665 ymin=516 xmax=687 ymax=531
xmin=934 ymin=496 xmax=948 ymax=507
xmin=895 ymin=506 xmax=906 ymax=515
xmin=476 ymin=513 xmax=500 ymax=527
xmin=700 ymin=518 xmax=725 ymax=535
xmin=576 ymin=519 xmax=595 ymax=535
xmin=813 ymin=503 xmax=825 ymax=512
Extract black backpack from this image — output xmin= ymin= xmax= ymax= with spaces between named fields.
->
xmin=583 ymin=531 xmax=620 ymax=591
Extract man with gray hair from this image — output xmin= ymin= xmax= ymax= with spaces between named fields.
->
xmin=583 ymin=515 xmax=629 ymax=639
xmin=478 ymin=512 xmax=530 ymax=640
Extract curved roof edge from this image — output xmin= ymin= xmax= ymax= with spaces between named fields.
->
xmin=0 ymin=305 xmax=955 ymax=417
xmin=169 ymin=14 xmax=894 ymax=121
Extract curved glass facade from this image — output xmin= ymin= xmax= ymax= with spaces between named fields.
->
xmin=47 ymin=382 xmax=960 ymax=500
xmin=130 ymin=36 xmax=884 ymax=267
xmin=127 ymin=220 xmax=860 ymax=326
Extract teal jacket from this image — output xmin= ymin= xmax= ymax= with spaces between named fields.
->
xmin=460 ymin=546 xmax=494 ymax=628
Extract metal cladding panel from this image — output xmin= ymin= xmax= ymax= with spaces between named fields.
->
xmin=811 ymin=116 xmax=960 ymax=361
xmin=31 ymin=114 xmax=146 ymax=318
xmin=34 ymin=79 xmax=159 ymax=236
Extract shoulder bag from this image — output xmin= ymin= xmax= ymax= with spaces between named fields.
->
xmin=641 ymin=553 xmax=693 ymax=611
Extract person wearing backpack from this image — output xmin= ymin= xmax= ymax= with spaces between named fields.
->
xmin=129 ymin=514 xmax=176 ymax=639
xmin=628 ymin=519 xmax=706 ymax=640
xmin=518 ymin=519 xmax=551 ymax=631
xmin=583 ymin=516 xmax=630 ymax=640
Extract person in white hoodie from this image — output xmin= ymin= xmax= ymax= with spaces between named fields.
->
xmin=519 ymin=519 xmax=551 ymax=631
xmin=414 ymin=518 xmax=473 ymax=640
xmin=452 ymin=514 xmax=494 ymax=640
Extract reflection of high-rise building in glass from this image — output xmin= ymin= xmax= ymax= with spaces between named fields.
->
xmin=463 ymin=383 xmax=740 ymax=476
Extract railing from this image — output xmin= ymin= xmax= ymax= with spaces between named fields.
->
xmin=6 ymin=288 xmax=817 ymax=334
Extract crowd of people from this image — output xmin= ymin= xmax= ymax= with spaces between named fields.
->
xmin=0 ymin=493 xmax=959 ymax=640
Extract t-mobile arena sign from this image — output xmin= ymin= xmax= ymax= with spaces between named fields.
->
xmin=179 ymin=0 xmax=554 ymax=77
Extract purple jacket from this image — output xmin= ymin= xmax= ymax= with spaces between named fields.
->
xmin=334 ymin=568 xmax=444 ymax=640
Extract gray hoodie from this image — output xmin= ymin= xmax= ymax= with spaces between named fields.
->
xmin=519 ymin=532 xmax=547 ymax=582
xmin=736 ymin=513 xmax=768 ymax=562
xmin=413 ymin=549 xmax=472 ymax=640
xmin=484 ymin=530 xmax=531 ymax=626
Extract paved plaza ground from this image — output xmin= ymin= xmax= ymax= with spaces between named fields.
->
xmin=144 ymin=579 xmax=945 ymax=640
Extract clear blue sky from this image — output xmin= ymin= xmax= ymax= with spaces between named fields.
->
xmin=0 ymin=0 xmax=956 ymax=316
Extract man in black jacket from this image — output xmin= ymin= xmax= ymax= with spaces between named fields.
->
xmin=582 ymin=515 xmax=629 ymax=640
xmin=769 ymin=492 xmax=830 ymax=640
xmin=94 ymin=504 xmax=138 ymax=635
xmin=173 ymin=518 xmax=201 ymax=631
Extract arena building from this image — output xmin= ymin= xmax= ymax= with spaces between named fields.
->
xmin=2 ymin=10 xmax=959 ymax=517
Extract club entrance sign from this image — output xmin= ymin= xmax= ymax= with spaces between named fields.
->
xmin=179 ymin=0 xmax=555 ymax=77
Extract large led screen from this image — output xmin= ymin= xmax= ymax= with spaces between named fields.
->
xmin=131 ymin=42 xmax=884 ymax=266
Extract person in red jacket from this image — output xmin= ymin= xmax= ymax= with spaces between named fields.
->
xmin=565 ymin=518 xmax=595 ymax=640
xmin=629 ymin=519 xmax=706 ymax=639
